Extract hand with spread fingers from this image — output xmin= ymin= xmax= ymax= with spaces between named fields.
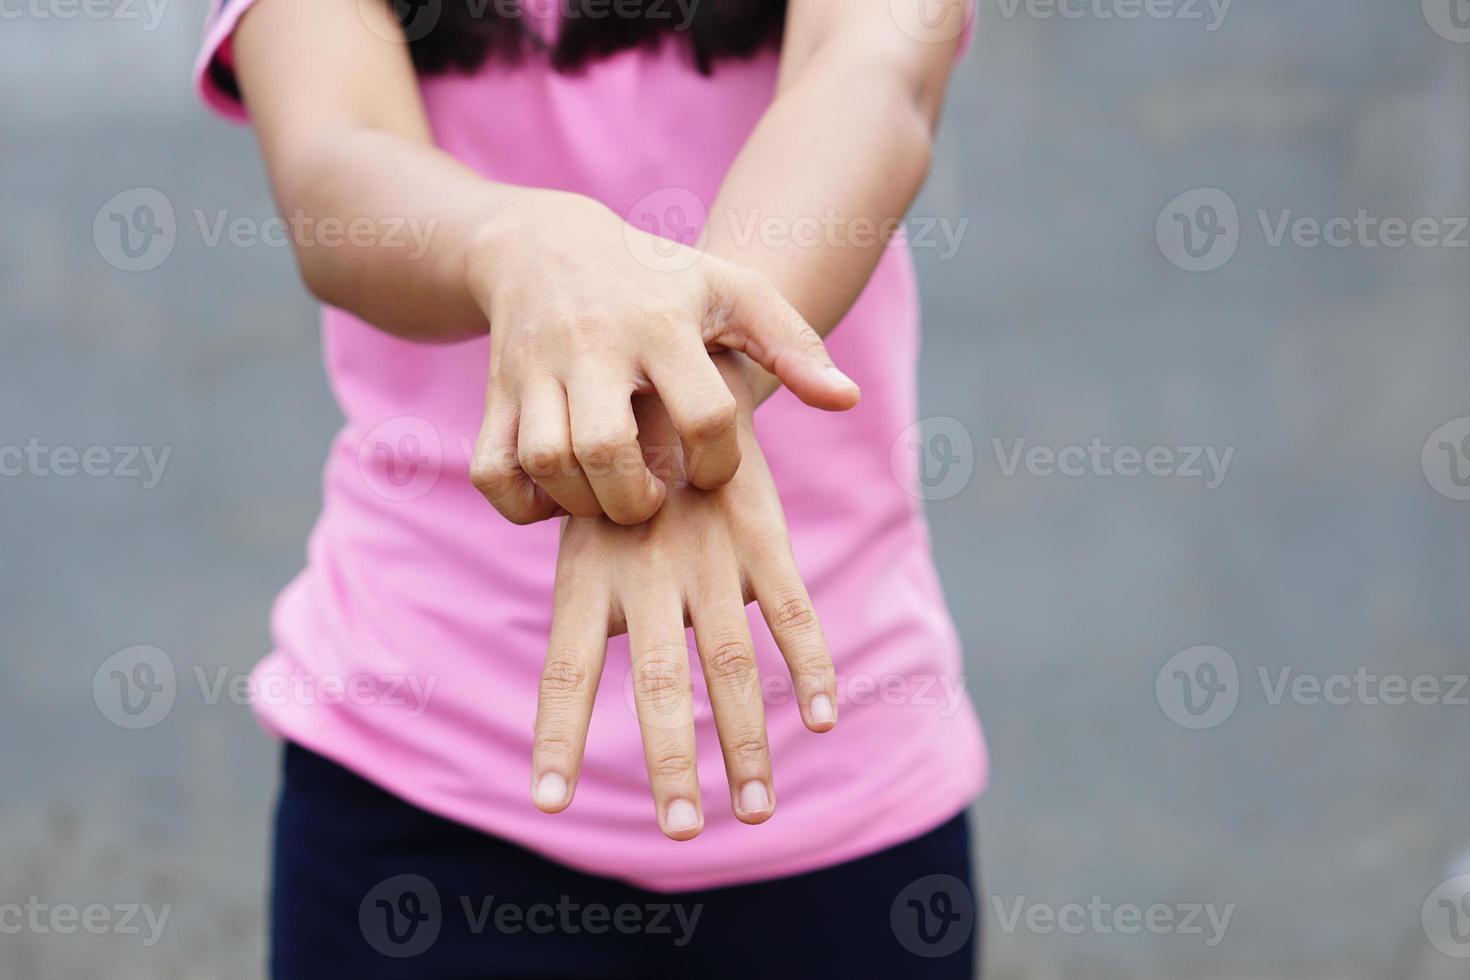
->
xmin=528 ymin=354 xmax=838 ymax=839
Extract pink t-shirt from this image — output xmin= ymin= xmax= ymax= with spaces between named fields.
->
xmin=195 ymin=1 xmax=985 ymax=891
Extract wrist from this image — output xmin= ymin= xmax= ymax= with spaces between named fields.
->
xmin=463 ymin=188 xmax=598 ymax=300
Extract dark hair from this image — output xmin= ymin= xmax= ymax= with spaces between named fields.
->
xmin=403 ymin=0 xmax=788 ymax=77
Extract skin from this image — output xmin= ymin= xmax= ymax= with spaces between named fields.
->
xmin=232 ymin=0 xmax=962 ymax=837
xmin=534 ymin=355 xmax=838 ymax=839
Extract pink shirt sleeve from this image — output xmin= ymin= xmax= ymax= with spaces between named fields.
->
xmin=193 ymin=0 xmax=262 ymax=122
xmin=957 ymin=0 xmax=977 ymax=60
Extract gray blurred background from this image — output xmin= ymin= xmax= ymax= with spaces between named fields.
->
xmin=4 ymin=1 xmax=1470 ymax=977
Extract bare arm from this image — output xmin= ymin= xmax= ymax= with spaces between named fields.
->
xmin=230 ymin=0 xmax=859 ymax=523
xmin=701 ymin=0 xmax=966 ymax=403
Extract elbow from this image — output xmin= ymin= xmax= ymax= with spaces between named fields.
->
xmin=907 ymin=105 xmax=937 ymax=186
xmin=294 ymin=244 xmax=338 ymax=308
xmin=886 ymin=86 xmax=938 ymax=197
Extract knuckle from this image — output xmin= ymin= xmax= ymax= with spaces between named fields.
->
xmin=633 ymin=655 xmax=688 ymax=707
xmin=518 ymin=442 xmax=573 ymax=481
xmin=642 ymin=306 xmax=688 ymax=334
xmin=647 ymin=751 xmax=696 ymax=781
xmin=499 ymin=497 xmax=545 ymax=526
xmin=469 ymin=459 xmax=513 ymax=496
xmin=724 ymin=732 xmax=769 ymax=767
xmin=791 ymin=647 xmax=834 ymax=682
xmin=532 ymin=731 xmax=577 ymax=760
xmin=606 ymin=493 xmax=661 ymax=526
xmin=793 ymin=319 xmax=826 ymax=355
xmin=682 ymin=398 xmax=738 ymax=444
xmin=769 ymin=591 xmax=817 ymax=632
xmin=573 ymin=431 xmax=636 ymax=474
xmin=705 ymin=636 xmax=757 ymax=680
xmin=540 ymin=655 xmax=589 ymax=698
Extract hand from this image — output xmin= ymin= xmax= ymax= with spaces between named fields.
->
xmin=467 ymin=190 xmax=859 ymax=527
xmin=528 ymin=356 xmax=838 ymax=839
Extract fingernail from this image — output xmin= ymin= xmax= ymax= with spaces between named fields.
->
xmin=739 ymin=781 xmax=771 ymax=813
xmin=533 ymin=772 xmax=567 ymax=808
xmin=825 ymin=365 xmax=858 ymax=390
xmin=810 ymin=694 xmax=836 ymax=724
xmin=666 ymin=799 xmax=699 ymax=832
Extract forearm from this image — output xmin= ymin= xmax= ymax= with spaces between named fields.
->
xmin=263 ymin=127 xmax=518 ymax=342
xmin=701 ymin=3 xmax=960 ymax=402
xmin=233 ymin=0 xmax=587 ymax=344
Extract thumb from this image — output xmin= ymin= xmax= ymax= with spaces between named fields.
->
xmin=711 ymin=268 xmax=861 ymax=411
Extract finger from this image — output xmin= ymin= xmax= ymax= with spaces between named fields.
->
xmin=707 ymin=266 xmax=861 ymax=412
xmin=569 ymin=379 xmax=666 ymax=525
xmin=518 ymin=378 xmax=602 ymax=518
xmin=643 ymin=343 xmax=741 ymax=491
xmin=690 ymin=570 xmax=773 ymax=825
xmin=625 ymin=585 xmax=703 ymax=840
xmin=750 ymin=556 xmax=837 ymax=733
xmin=531 ymin=562 xmax=611 ymax=814
xmin=471 ymin=384 xmax=562 ymax=525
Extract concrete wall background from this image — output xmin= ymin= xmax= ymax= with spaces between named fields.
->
xmin=4 ymin=1 xmax=1470 ymax=976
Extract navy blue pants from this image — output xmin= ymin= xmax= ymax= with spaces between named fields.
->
xmin=272 ymin=743 xmax=979 ymax=978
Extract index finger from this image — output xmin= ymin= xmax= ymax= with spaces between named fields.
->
xmin=643 ymin=342 xmax=742 ymax=491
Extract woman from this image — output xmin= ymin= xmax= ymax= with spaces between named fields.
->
xmin=194 ymin=0 xmax=986 ymax=975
